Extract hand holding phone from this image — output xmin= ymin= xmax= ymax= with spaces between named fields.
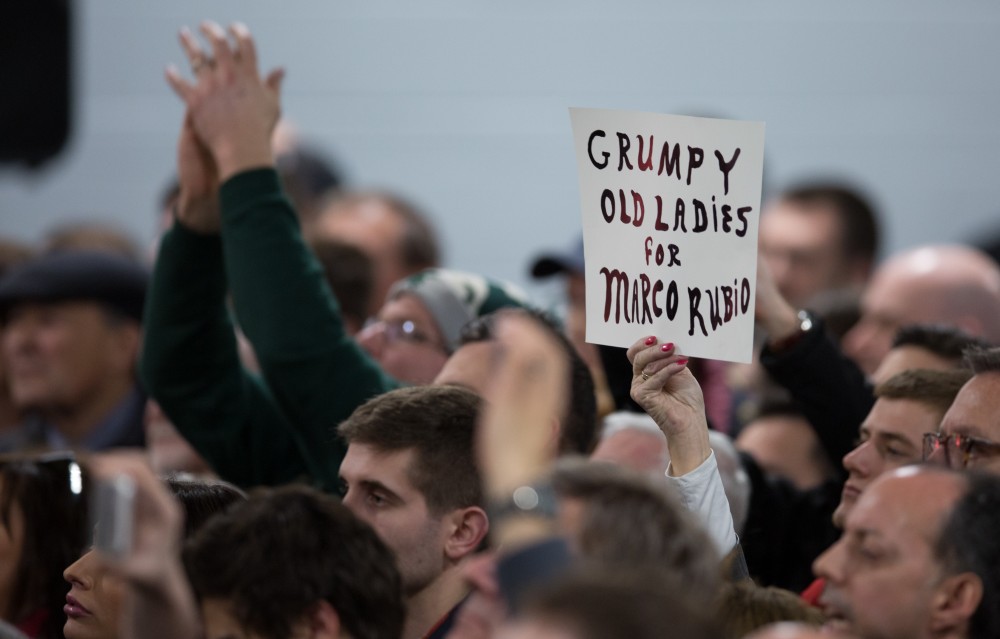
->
xmin=91 ymin=473 xmax=137 ymax=561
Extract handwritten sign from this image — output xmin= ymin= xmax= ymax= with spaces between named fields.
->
xmin=569 ymin=108 xmax=765 ymax=363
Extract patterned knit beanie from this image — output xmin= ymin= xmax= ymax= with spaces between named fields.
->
xmin=387 ymin=268 xmax=533 ymax=352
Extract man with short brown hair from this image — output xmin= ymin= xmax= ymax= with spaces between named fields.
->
xmin=759 ymin=183 xmax=879 ymax=307
xmin=833 ymin=368 xmax=971 ymax=527
xmin=338 ymin=385 xmax=489 ymax=639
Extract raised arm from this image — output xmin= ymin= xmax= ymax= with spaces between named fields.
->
xmin=141 ymin=216 xmax=312 ymax=488
xmin=142 ymin=36 xmax=316 ymax=488
xmin=627 ymin=338 xmax=737 ymax=554
xmin=165 ymin=23 xmax=398 ymax=488
xmin=477 ymin=313 xmax=573 ymax=611
xmin=755 ymin=257 xmax=872 ymax=470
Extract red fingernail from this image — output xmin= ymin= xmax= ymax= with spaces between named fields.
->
xmin=676 ymin=358 xmax=689 ymax=366
xmin=661 ymin=342 xmax=674 ymax=352
xmin=645 ymin=336 xmax=657 ymax=345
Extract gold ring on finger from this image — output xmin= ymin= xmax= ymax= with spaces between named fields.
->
xmin=191 ymin=56 xmax=213 ymax=73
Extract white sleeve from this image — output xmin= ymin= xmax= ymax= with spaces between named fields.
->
xmin=664 ymin=451 xmax=737 ymax=556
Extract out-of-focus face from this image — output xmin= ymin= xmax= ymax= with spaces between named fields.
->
xmin=591 ymin=428 xmax=669 ymax=476
xmin=339 ymin=444 xmax=448 ymax=596
xmin=842 ymin=267 xmax=943 ymax=378
xmin=933 ymin=372 xmax=1000 ymax=473
xmin=562 ymin=273 xmax=602 ymax=375
xmin=63 ymin=549 xmax=126 ymax=639
xmin=311 ymin=199 xmax=409 ymax=319
xmin=870 ymin=345 xmax=956 ymax=387
xmin=357 ymin=293 xmax=450 ymax=385
xmin=0 ymin=485 xmax=25 ymax=620
xmin=434 ymin=341 xmax=498 ymax=396
xmin=759 ymin=202 xmax=852 ymax=307
xmin=832 ymin=397 xmax=940 ymax=528
xmin=2 ymin=302 xmax=134 ymax=412
xmin=735 ymin=414 xmax=830 ymax=492
xmin=814 ymin=469 xmax=963 ymax=639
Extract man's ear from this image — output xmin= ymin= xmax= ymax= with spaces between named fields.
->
xmin=929 ymin=572 xmax=982 ymax=634
xmin=444 ymin=506 xmax=489 ymax=562
xmin=110 ymin=321 xmax=142 ymax=373
xmin=307 ymin=600 xmax=343 ymax=639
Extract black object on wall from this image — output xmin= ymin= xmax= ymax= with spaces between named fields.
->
xmin=0 ymin=0 xmax=72 ymax=168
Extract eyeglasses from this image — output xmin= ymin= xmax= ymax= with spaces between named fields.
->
xmin=361 ymin=318 xmax=447 ymax=352
xmin=922 ymin=432 xmax=1000 ymax=469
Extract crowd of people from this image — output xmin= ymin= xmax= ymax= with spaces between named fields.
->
xmin=2 ymin=19 xmax=1000 ymax=639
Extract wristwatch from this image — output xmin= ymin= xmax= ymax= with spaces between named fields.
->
xmin=488 ymin=481 xmax=559 ymax=522
xmin=768 ymin=309 xmax=815 ymax=352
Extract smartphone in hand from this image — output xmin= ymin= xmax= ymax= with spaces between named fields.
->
xmin=91 ymin=474 xmax=136 ymax=560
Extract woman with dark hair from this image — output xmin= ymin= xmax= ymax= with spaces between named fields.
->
xmin=0 ymin=455 xmax=88 ymax=639
xmin=63 ymin=474 xmax=244 ymax=639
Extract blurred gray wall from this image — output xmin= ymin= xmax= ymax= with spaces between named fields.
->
xmin=2 ymin=1 xmax=999 ymax=296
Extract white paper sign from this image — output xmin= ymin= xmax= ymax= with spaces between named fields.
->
xmin=569 ymin=108 xmax=765 ymax=363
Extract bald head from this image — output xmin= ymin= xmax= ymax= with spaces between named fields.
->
xmin=843 ymin=244 xmax=1000 ymax=376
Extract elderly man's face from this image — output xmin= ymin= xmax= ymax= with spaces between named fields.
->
xmin=814 ymin=469 xmax=964 ymax=639
xmin=2 ymin=301 xmax=136 ymax=411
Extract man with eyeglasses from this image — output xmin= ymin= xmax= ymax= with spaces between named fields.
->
xmin=799 ymin=368 xmax=971 ymax=605
xmin=924 ymin=346 xmax=1000 ymax=472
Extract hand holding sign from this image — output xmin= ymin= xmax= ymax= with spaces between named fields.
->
xmin=627 ymin=337 xmax=710 ymax=476
xmin=570 ymin=109 xmax=765 ymax=363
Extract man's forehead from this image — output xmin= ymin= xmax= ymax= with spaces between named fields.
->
xmin=380 ymin=293 xmax=431 ymax=323
xmin=849 ymin=469 xmax=962 ymax=536
xmin=4 ymin=299 xmax=125 ymax=329
xmin=872 ymin=346 xmax=956 ymax=385
xmin=764 ymin=198 xmax=842 ymax=227
xmin=342 ymin=443 xmax=416 ymax=482
xmin=323 ymin=197 xmax=403 ymax=236
xmin=865 ymin=397 xmax=939 ymax=438
xmin=941 ymin=373 xmax=1000 ymax=438
xmin=8 ymin=298 xmax=102 ymax=313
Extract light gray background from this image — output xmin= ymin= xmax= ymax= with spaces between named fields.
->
xmin=2 ymin=1 xmax=999 ymax=300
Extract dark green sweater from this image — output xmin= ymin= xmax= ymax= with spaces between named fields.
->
xmin=140 ymin=169 xmax=400 ymax=492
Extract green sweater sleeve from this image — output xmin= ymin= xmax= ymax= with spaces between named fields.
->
xmin=139 ymin=223 xmax=314 ymax=489
xmin=219 ymin=169 xmax=400 ymax=489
